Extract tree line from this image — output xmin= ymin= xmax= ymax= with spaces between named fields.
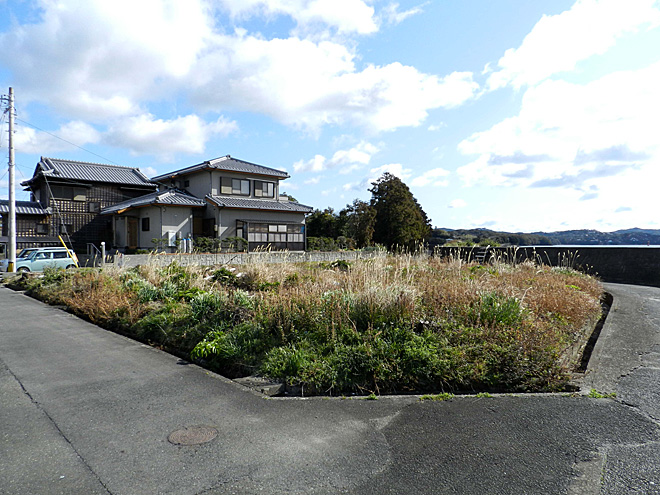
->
xmin=306 ymin=173 xmax=431 ymax=251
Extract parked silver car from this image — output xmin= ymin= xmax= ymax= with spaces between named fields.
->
xmin=0 ymin=247 xmax=77 ymax=272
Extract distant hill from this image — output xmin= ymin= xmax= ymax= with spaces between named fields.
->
xmin=432 ymin=227 xmax=660 ymax=246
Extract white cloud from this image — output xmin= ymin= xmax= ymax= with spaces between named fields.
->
xmin=0 ymin=0 xmax=212 ymax=120
xmin=449 ymin=199 xmax=467 ymax=209
xmin=0 ymin=0 xmax=478 ymax=161
xmin=191 ymin=33 xmax=478 ymax=132
xmin=219 ymin=0 xmax=378 ymax=35
xmin=369 ymin=163 xmax=412 ymax=181
xmin=428 ymin=123 xmax=446 ymax=131
xmin=458 ymin=61 xmax=660 ymax=228
xmin=105 ymin=114 xmax=237 ymax=160
xmin=15 ymin=121 xmax=101 ymax=154
xmin=411 ymin=167 xmax=450 ymax=187
xmin=459 ymin=61 xmax=660 ymax=190
xmin=304 ymin=177 xmax=322 ymax=185
xmin=343 ymin=162 xmax=412 ymax=191
xmin=141 ymin=166 xmax=159 ymax=178
xmin=487 ymin=0 xmax=660 ymax=90
xmin=293 ymin=141 xmax=378 ymax=173
xmin=381 ymin=2 xmax=426 ymax=25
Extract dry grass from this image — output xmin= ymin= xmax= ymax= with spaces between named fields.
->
xmin=15 ymin=254 xmax=603 ymax=395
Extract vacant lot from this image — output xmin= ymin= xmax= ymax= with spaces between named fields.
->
xmin=11 ymin=253 xmax=602 ymax=395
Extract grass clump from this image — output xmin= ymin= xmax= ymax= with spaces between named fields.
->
xmin=587 ymin=389 xmax=616 ymax=399
xmin=13 ymin=253 xmax=603 ymax=396
xmin=420 ymin=393 xmax=454 ymax=402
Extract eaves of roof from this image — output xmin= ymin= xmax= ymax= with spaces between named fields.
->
xmin=206 ymin=195 xmax=313 ymax=213
xmin=0 ymin=200 xmax=51 ymax=216
xmin=101 ymin=190 xmax=206 ymax=215
xmin=21 ymin=157 xmax=157 ymax=188
xmin=151 ymin=155 xmax=290 ymax=182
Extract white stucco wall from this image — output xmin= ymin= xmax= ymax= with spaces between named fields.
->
xmin=159 ymin=206 xmax=193 ymax=247
xmin=183 ymin=170 xmax=215 ymax=199
xmin=114 ymin=206 xmax=194 ymax=251
xmin=157 ymin=170 xmax=282 ymax=203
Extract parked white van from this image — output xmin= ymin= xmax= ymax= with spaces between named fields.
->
xmin=0 ymin=247 xmax=77 ymax=272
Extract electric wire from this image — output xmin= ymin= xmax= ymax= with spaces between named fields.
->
xmin=15 ymin=117 xmax=121 ymax=166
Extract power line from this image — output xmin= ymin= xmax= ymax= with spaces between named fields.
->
xmin=15 ymin=117 xmax=121 ymax=166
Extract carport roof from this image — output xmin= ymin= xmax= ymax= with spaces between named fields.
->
xmin=101 ymin=190 xmax=206 ymax=215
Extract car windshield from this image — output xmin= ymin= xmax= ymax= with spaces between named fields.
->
xmin=17 ymin=249 xmax=36 ymax=258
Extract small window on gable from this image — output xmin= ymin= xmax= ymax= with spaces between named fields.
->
xmin=142 ymin=217 xmax=150 ymax=232
xmin=184 ymin=180 xmax=190 ymax=187
xmin=88 ymin=202 xmax=101 ymax=213
xmin=36 ymin=224 xmax=48 ymax=234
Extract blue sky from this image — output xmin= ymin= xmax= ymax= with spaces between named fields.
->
xmin=1 ymin=0 xmax=659 ymax=232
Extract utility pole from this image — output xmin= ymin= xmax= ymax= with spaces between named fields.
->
xmin=2 ymin=88 xmax=16 ymax=272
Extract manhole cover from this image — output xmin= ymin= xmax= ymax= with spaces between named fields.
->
xmin=168 ymin=426 xmax=218 ymax=446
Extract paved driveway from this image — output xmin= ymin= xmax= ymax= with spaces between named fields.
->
xmin=1 ymin=283 xmax=659 ymax=494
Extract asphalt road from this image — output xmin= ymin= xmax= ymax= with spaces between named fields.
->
xmin=1 ymin=283 xmax=659 ymax=494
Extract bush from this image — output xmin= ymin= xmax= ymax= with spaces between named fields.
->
xmin=194 ymin=236 xmax=220 ymax=253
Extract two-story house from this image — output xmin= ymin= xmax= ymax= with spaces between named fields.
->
xmin=2 ymin=155 xmax=312 ymax=254
xmin=20 ymin=157 xmax=158 ymax=251
xmin=143 ymin=155 xmax=313 ymax=252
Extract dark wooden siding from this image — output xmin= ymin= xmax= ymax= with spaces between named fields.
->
xmin=33 ymin=179 xmax=155 ymax=250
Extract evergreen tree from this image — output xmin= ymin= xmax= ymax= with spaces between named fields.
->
xmin=342 ymin=199 xmax=376 ymax=248
xmin=369 ymin=173 xmax=431 ymax=250
xmin=306 ymin=207 xmax=339 ymax=238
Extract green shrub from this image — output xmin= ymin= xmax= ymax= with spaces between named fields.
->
xmin=194 ymin=236 xmax=220 ymax=253
xmin=213 ymin=267 xmax=239 ymax=286
xmin=465 ymin=292 xmax=525 ymax=328
xmin=190 ymin=291 xmax=227 ymax=321
xmin=191 ymin=321 xmax=276 ymax=377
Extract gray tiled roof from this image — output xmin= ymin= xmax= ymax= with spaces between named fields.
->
xmin=22 ymin=157 xmax=157 ymax=187
xmin=101 ymin=190 xmax=206 ymax=215
xmin=208 ymin=195 xmax=313 ymax=213
xmin=0 ymin=200 xmax=50 ymax=215
xmin=151 ymin=155 xmax=290 ymax=182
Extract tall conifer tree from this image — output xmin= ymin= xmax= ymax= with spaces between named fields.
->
xmin=369 ymin=173 xmax=431 ymax=250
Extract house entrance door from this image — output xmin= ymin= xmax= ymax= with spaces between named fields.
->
xmin=127 ymin=217 xmax=138 ymax=249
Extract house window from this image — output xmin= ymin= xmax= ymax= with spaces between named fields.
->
xmin=88 ymin=202 xmax=101 ymax=213
xmin=36 ymin=224 xmax=48 ymax=234
xmin=142 ymin=217 xmax=150 ymax=231
xmin=73 ymin=188 xmax=87 ymax=201
xmin=50 ymin=185 xmax=87 ymax=201
xmin=254 ymin=181 xmax=275 ymax=198
xmin=184 ymin=180 xmax=190 ymax=187
xmin=232 ymin=179 xmax=250 ymax=195
xmin=50 ymin=186 xmax=71 ymax=199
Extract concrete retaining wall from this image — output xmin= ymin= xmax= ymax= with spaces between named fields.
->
xmin=92 ymin=245 xmax=660 ymax=288
xmin=102 ymin=250 xmax=383 ymax=268
xmin=434 ymin=246 xmax=660 ymax=288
